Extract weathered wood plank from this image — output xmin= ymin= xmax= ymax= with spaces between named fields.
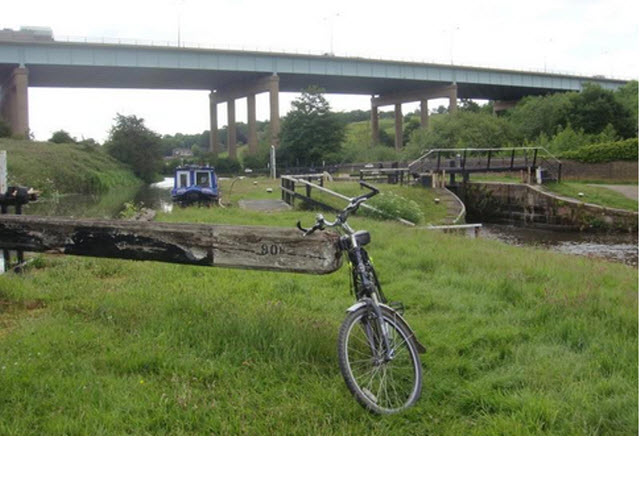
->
xmin=0 ymin=215 xmax=343 ymax=274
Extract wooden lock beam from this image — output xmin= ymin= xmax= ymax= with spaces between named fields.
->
xmin=0 ymin=215 xmax=343 ymax=275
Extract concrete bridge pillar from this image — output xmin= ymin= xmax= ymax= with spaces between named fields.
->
xmin=227 ymin=99 xmax=236 ymax=160
xmin=209 ymin=91 xmax=219 ymax=155
xmin=0 ymin=67 xmax=29 ymax=137
xmin=394 ymin=103 xmax=403 ymax=151
xmin=268 ymin=74 xmax=280 ymax=147
xmin=448 ymin=84 xmax=458 ymax=112
xmin=493 ymin=99 xmax=519 ymax=114
xmin=247 ymin=93 xmax=257 ymax=155
xmin=370 ymin=100 xmax=379 ymax=145
xmin=420 ymin=99 xmax=429 ymax=129
xmin=211 ymin=74 xmax=280 ymax=157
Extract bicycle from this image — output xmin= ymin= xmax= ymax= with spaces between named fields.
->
xmin=297 ymin=181 xmax=426 ymax=414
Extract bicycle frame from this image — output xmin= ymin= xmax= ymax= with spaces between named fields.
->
xmin=297 ymin=182 xmax=426 ymax=358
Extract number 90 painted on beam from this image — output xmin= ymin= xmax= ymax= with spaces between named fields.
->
xmin=259 ymin=244 xmax=285 ymax=256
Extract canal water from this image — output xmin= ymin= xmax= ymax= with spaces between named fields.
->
xmin=480 ymin=224 xmax=638 ymax=267
xmin=2 ymin=178 xmax=638 ymax=270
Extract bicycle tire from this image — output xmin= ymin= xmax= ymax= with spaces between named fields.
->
xmin=338 ymin=304 xmax=422 ymax=414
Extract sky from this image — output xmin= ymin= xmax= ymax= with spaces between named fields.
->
xmin=2 ymin=0 xmax=638 ymax=142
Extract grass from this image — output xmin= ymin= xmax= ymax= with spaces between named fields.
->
xmin=0 ymin=183 xmax=637 ymax=435
xmin=0 ymin=138 xmax=141 ymax=195
xmin=543 ymin=182 xmax=638 ymax=211
xmin=467 ymin=172 xmax=638 ymax=211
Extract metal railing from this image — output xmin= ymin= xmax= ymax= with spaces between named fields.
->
xmin=408 ymin=147 xmax=563 ymax=182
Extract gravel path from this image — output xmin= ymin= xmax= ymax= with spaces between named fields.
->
xmin=238 ymin=199 xmax=291 ymax=212
xmin=591 ymin=184 xmax=638 ymax=201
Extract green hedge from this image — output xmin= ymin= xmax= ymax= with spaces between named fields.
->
xmin=561 ymin=138 xmax=638 ymax=163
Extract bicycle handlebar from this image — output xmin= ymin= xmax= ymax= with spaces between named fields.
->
xmin=297 ymin=181 xmax=379 ymax=236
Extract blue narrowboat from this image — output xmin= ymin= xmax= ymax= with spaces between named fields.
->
xmin=171 ymin=165 xmax=219 ymax=204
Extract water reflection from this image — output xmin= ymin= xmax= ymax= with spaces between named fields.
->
xmin=480 ymin=224 xmax=638 ymax=266
xmin=23 ymin=178 xmax=174 ymax=218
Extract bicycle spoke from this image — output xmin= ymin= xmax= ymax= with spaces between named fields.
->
xmin=340 ymin=308 xmax=422 ymax=413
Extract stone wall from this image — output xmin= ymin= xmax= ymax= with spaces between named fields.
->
xmin=454 ymin=182 xmax=638 ymax=232
xmin=559 ymin=160 xmax=638 ymax=182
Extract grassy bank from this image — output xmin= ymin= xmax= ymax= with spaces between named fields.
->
xmin=543 ymin=182 xmax=638 ymax=211
xmin=0 ymin=188 xmax=637 ymax=435
xmin=0 ymin=138 xmax=141 ymax=195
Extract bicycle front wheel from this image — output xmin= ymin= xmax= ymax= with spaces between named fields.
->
xmin=338 ymin=305 xmax=422 ymax=414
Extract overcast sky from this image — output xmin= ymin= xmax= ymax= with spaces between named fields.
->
xmin=2 ymin=0 xmax=638 ymax=142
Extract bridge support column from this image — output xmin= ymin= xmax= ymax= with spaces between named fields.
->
xmin=448 ymin=84 xmax=457 ymax=112
xmin=370 ymin=100 xmax=379 ymax=145
xmin=247 ymin=93 xmax=257 ymax=155
xmin=213 ymin=74 xmax=280 ymax=156
xmin=0 ymin=67 xmax=29 ymax=137
xmin=493 ymin=99 xmax=519 ymax=114
xmin=420 ymin=99 xmax=429 ymax=129
xmin=394 ymin=103 xmax=403 ymax=151
xmin=209 ymin=91 xmax=219 ymax=155
xmin=227 ymin=100 xmax=236 ymax=160
xmin=268 ymin=74 xmax=280 ymax=147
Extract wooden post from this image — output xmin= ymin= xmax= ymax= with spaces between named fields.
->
xmin=0 ymin=215 xmax=343 ymax=275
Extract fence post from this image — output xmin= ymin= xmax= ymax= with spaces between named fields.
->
xmin=557 ymin=163 xmax=562 ymax=183
xmin=0 ymin=151 xmax=6 ymax=193
xmin=510 ymin=148 xmax=515 ymax=170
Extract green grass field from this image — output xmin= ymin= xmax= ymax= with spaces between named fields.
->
xmin=0 ymin=183 xmax=637 ymax=435
xmin=543 ymin=182 xmax=638 ymax=211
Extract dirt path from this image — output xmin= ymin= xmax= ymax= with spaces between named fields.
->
xmin=591 ymin=184 xmax=638 ymax=201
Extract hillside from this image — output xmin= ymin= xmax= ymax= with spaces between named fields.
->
xmin=0 ymin=138 xmax=141 ymax=195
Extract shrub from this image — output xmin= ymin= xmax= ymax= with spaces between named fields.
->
xmin=561 ymin=138 xmax=638 ymax=162
xmin=49 ymin=130 xmax=76 ymax=144
xmin=364 ymin=192 xmax=424 ymax=224
xmin=0 ymin=119 xmax=11 ymax=138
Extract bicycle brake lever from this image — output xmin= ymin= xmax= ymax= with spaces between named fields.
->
xmin=296 ymin=221 xmax=310 ymax=234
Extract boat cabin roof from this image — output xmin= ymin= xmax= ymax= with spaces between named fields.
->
xmin=175 ymin=165 xmax=216 ymax=172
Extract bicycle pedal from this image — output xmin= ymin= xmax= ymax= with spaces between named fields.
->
xmin=388 ymin=301 xmax=405 ymax=315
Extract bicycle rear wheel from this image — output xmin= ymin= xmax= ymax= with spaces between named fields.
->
xmin=338 ymin=305 xmax=422 ymax=414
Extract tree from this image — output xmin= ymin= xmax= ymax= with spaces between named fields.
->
xmin=567 ymin=83 xmax=634 ymax=138
xmin=278 ymin=86 xmax=346 ymax=166
xmin=49 ymin=130 xmax=76 ymax=144
xmin=506 ymin=92 xmax=575 ymax=141
xmin=614 ymin=81 xmax=638 ymax=136
xmin=105 ymin=114 xmax=162 ymax=182
xmin=405 ymin=111 xmax=516 ymax=158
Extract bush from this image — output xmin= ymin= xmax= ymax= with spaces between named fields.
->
xmin=363 ymin=192 xmax=424 ymax=224
xmin=561 ymin=138 xmax=638 ymax=162
xmin=49 ymin=130 xmax=76 ymax=144
xmin=0 ymin=119 xmax=11 ymax=138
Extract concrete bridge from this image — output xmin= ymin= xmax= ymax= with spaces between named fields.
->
xmin=0 ymin=35 xmax=628 ymax=157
